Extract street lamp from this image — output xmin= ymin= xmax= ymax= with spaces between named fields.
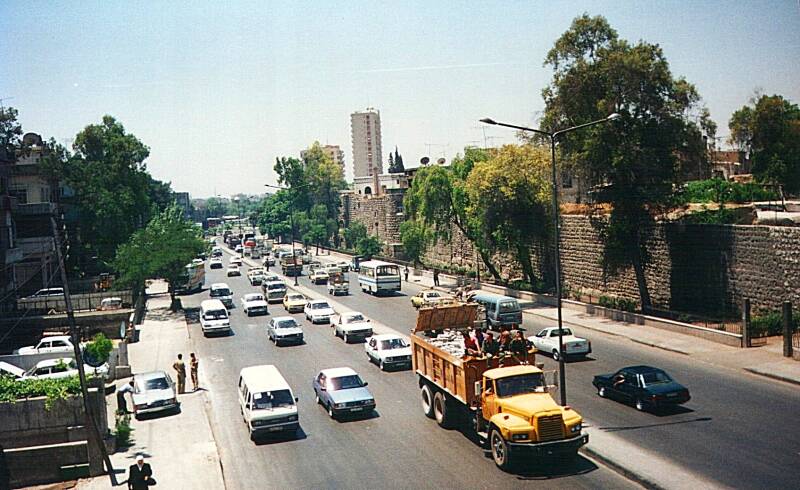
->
xmin=480 ymin=113 xmax=619 ymax=406
xmin=233 ymin=196 xmax=243 ymax=237
xmin=265 ymin=183 xmax=309 ymax=286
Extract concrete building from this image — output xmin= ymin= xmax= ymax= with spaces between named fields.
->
xmin=350 ymin=108 xmax=383 ymax=179
xmin=0 ymin=143 xmax=21 ymax=311
xmin=711 ymin=150 xmax=751 ymax=180
xmin=301 ymin=144 xmax=345 ymax=170
xmin=353 ymin=173 xmax=410 ymax=195
xmin=174 ymin=191 xmax=191 ymax=219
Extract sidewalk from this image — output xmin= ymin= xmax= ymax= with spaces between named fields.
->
xmin=78 ymin=282 xmax=225 ymax=489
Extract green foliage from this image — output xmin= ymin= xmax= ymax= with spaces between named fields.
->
xmin=0 ymin=106 xmax=23 ymax=156
xmin=679 ymin=206 xmax=740 ymax=225
xmin=677 ymin=179 xmax=779 ymax=204
xmin=729 ymin=94 xmax=800 ymax=194
xmin=388 ymin=147 xmax=405 ymax=173
xmin=343 ymin=222 xmax=368 ymax=251
xmin=356 ymin=235 xmax=382 ymax=258
xmin=114 ymin=413 xmax=134 ymax=447
xmin=0 ymin=375 xmax=84 ymax=410
xmin=84 ymin=333 xmax=113 ymax=365
xmin=750 ymin=311 xmax=799 ymax=338
xmin=399 ymin=220 xmax=431 ymax=265
xmin=598 ymin=295 xmax=639 ymax=312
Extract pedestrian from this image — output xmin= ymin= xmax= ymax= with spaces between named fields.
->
xmin=190 ymin=352 xmax=199 ymax=392
xmin=173 ymin=353 xmax=186 ymax=394
xmin=404 ymin=266 xmax=409 ymax=282
xmin=128 ymin=454 xmax=154 ymax=490
xmin=433 ymin=269 xmax=440 ymax=287
xmin=116 ymin=380 xmax=134 ymax=415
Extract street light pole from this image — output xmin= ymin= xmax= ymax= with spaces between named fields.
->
xmin=480 ymin=113 xmax=619 ymax=406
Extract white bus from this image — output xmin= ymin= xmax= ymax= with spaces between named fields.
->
xmin=176 ymin=263 xmax=205 ymax=293
xmin=358 ymin=260 xmax=401 ymax=295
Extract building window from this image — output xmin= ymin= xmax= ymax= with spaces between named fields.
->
xmin=9 ymin=188 xmax=27 ymax=204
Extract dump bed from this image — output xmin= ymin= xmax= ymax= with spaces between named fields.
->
xmin=411 ymin=303 xmax=533 ymax=407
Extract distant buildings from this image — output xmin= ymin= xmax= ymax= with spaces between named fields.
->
xmin=173 ymin=191 xmax=191 ymax=219
xmin=350 ymin=108 xmax=383 ymax=179
xmin=301 ymin=144 xmax=345 ymax=170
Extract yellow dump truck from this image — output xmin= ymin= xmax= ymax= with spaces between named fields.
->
xmin=411 ymin=303 xmax=588 ymax=469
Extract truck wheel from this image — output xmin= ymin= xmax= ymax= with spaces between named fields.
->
xmin=420 ymin=384 xmax=435 ymax=419
xmin=490 ymin=429 xmax=512 ymax=470
xmin=433 ymin=391 xmax=453 ymax=428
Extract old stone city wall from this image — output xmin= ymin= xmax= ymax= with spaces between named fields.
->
xmin=421 ymin=215 xmax=800 ymax=316
xmin=340 ymin=192 xmax=404 ymax=255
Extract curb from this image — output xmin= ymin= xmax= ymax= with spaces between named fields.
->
xmin=580 ymin=445 xmax=663 ymax=490
xmin=523 ymin=309 xmax=626 ymax=337
xmin=742 ymin=367 xmax=800 ymax=387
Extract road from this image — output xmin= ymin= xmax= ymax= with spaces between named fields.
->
xmin=180 ymin=250 xmax=636 ymax=490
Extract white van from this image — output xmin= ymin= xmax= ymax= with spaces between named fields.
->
xmin=200 ymin=299 xmax=232 ymax=336
xmin=209 ymin=283 xmax=234 ymax=308
xmin=238 ymin=365 xmax=299 ymax=440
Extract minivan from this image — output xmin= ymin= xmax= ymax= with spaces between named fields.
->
xmin=238 ymin=365 xmax=299 ymax=440
xmin=471 ymin=292 xmax=523 ymax=330
xmin=209 ymin=283 xmax=234 ymax=308
xmin=200 ymin=299 xmax=231 ymax=336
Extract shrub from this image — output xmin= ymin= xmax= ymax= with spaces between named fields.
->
xmin=750 ymin=311 xmax=800 ymax=338
xmin=0 ymin=375 xmax=84 ymax=410
xmin=84 ymin=333 xmax=113 ymax=366
xmin=678 ymin=179 xmax=779 ymax=205
xmin=115 ymin=414 xmax=133 ymax=447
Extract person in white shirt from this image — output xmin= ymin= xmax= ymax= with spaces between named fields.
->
xmin=117 ymin=380 xmax=134 ymax=414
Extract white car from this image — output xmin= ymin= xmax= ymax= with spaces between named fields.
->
xmin=410 ymin=290 xmax=451 ymax=308
xmin=365 ymin=334 xmax=412 ymax=371
xmin=241 ymin=292 xmax=269 ymax=316
xmin=528 ymin=327 xmax=592 ymax=361
xmin=304 ymin=300 xmax=335 ymax=324
xmin=337 ymin=261 xmax=350 ymax=272
xmin=267 ymin=316 xmax=304 ymax=346
xmin=262 ymin=272 xmax=279 ymax=284
xmin=209 ymin=258 xmax=224 ymax=269
xmin=247 ymin=269 xmax=265 ymax=286
xmin=14 ymin=335 xmax=76 ymax=355
xmin=23 ymin=357 xmax=109 ymax=380
xmin=227 ymin=264 xmax=241 ymax=276
xmin=230 ymin=255 xmax=243 ymax=266
xmin=334 ymin=312 xmax=373 ymax=343
xmin=310 ymin=269 xmax=329 ymax=284
xmin=132 ymin=370 xmax=179 ymax=418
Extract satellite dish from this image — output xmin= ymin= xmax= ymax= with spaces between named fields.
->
xmin=420 ymin=156 xmax=430 ymax=166
xmin=437 ymin=158 xmax=446 ymax=165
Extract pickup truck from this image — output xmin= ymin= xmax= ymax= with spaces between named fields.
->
xmin=411 ymin=303 xmax=587 ymax=469
xmin=327 ymin=271 xmax=349 ymax=296
xmin=280 ymin=256 xmax=302 ymax=276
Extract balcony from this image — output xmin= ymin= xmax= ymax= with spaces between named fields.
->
xmin=18 ymin=236 xmax=55 ymax=256
xmin=15 ymin=202 xmax=58 ymax=216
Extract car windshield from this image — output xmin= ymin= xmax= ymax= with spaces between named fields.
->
xmin=276 ymin=320 xmax=298 ymax=329
xmin=549 ymin=328 xmax=573 ymax=337
xmin=495 ymin=373 xmax=546 ymax=398
xmin=203 ymin=309 xmax=227 ymax=320
xmin=380 ymin=338 xmax=408 ymax=349
xmin=143 ymin=377 xmax=169 ymax=391
xmin=345 ymin=314 xmax=365 ymax=323
xmin=211 ymin=288 xmax=231 ymax=296
xmin=288 ymin=295 xmax=304 ymax=301
xmin=499 ymin=300 xmax=519 ymax=313
xmin=312 ymin=303 xmax=330 ymax=310
xmin=329 ymin=375 xmax=364 ymax=390
xmin=245 ymin=294 xmax=264 ymax=302
xmin=252 ymin=389 xmax=294 ymax=409
xmin=267 ymin=283 xmax=285 ymax=291
xmin=640 ymin=370 xmax=673 ymax=386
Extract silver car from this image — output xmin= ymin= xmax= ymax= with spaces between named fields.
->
xmin=132 ymin=370 xmax=180 ymax=418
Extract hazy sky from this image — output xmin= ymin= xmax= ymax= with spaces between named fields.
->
xmin=2 ymin=1 xmax=799 ymax=198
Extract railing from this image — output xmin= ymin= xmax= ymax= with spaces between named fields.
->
xmin=15 ymin=290 xmax=134 ymax=315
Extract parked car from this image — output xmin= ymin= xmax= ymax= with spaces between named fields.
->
xmin=364 ymin=334 xmax=412 ymax=371
xmin=334 ymin=312 xmax=373 ymax=343
xmin=267 ymin=316 xmax=305 ymax=346
xmin=132 ymin=370 xmax=179 ymax=418
xmin=528 ymin=327 xmax=591 ymax=361
xmin=592 ymin=366 xmax=691 ymax=412
xmin=241 ymin=292 xmax=269 ymax=316
xmin=410 ymin=290 xmax=450 ymax=308
xmin=0 ymin=361 xmax=25 ymax=379
xmin=14 ymin=335 xmax=76 ymax=355
xmin=23 ymin=288 xmax=65 ymax=299
xmin=312 ymin=367 xmax=375 ymax=419
xmin=209 ymin=258 xmax=224 ymax=269
xmin=310 ymin=269 xmax=329 ymax=285
xmin=227 ymin=264 xmax=241 ymax=277
xmin=304 ymin=300 xmax=335 ymax=324
xmin=23 ymin=358 xmax=109 ymax=380
xmin=98 ymin=297 xmax=123 ymax=311
xmin=283 ymin=293 xmax=307 ymax=313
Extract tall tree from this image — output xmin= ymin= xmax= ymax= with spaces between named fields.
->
xmin=729 ymin=94 xmax=800 ymax=194
xmin=0 ymin=106 xmax=22 ymax=158
xmin=388 ymin=146 xmax=405 ymax=173
xmin=541 ymin=14 xmax=710 ymax=310
xmin=388 ymin=152 xmax=395 ymax=172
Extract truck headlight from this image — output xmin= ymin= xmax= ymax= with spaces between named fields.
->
xmin=570 ymin=423 xmax=582 ymax=433
xmin=511 ymin=433 xmax=529 ymax=441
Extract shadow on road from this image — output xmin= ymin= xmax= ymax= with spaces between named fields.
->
xmin=184 ymin=307 xmax=200 ymax=324
xmin=254 ymin=427 xmax=308 ymax=445
xmin=512 ymin=454 xmax=600 ymax=480
xmin=599 ymin=415 xmax=711 ymax=432
xmin=334 ymin=409 xmax=380 ymax=423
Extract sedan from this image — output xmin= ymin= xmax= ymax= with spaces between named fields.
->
xmin=337 ymin=261 xmax=350 ymax=272
xmin=313 ymin=367 xmax=375 ymax=419
xmin=14 ymin=335 xmax=75 ymax=355
xmin=241 ymin=292 xmax=269 ymax=316
xmin=304 ymin=300 xmax=335 ymax=324
xmin=410 ymin=290 xmax=448 ymax=308
xmin=226 ymin=265 xmax=241 ymax=277
xmin=310 ymin=269 xmax=329 ymax=284
xmin=132 ymin=370 xmax=180 ymax=418
xmin=23 ymin=358 xmax=109 ymax=380
xmin=365 ymin=334 xmax=412 ymax=371
xmin=334 ymin=312 xmax=373 ymax=343
xmin=230 ymin=255 xmax=243 ymax=266
xmin=593 ymin=365 xmax=691 ymax=412
xmin=528 ymin=327 xmax=591 ymax=361
xmin=209 ymin=258 xmax=224 ymax=269
xmin=267 ymin=316 xmax=305 ymax=346
xmin=283 ymin=293 xmax=307 ymax=313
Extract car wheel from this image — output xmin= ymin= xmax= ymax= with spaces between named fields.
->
xmin=551 ymin=349 xmax=561 ymax=361
xmin=598 ymin=386 xmax=607 ymax=398
xmin=635 ymin=398 xmax=646 ymax=411
xmin=315 ymin=393 xmax=320 ymax=404
xmin=491 ymin=429 xmax=512 ymax=470
xmin=327 ymin=403 xmax=335 ymax=419
xmin=421 ymin=384 xmax=435 ymax=419
xmin=379 ymin=359 xmax=386 ymax=371
xmin=344 ymin=333 xmax=349 ymax=343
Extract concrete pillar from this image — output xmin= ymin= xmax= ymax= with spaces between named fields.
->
xmin=783 ymin=301 xmax=793 ymax=358
xmin=741 ymin=298 xmax=751 ymax=348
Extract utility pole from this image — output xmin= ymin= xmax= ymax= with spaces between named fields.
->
xmin=51 ymin=216 xmax=117 ymax=485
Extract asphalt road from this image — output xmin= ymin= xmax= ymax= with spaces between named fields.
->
xmin=180 ymin=253 xmax=636 ymax=490
xmin=265 ymin=250 xmax=800 ymax=490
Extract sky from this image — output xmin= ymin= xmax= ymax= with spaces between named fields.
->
xmin=2 ymin=1 xmax=799 ymax=198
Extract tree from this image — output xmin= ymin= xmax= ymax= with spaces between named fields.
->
xmin=388 ymin=152 xmax=395 ymax=172
xmin=343 ymin=222 xmax=367 ymax=250
xmin=399 ymin=219 xmax=431 ymax=266
xmin=388 ymin=146 xmax=405 ymax=173
xmin=205 ymin=197 xmax=228 ymax=217
xmin=541 ymin=14 xmax=710 ymax=310
xmin=0 ymin=106 xmax=22 ymax=158
xmin=729 ymin=94 xmax=800 ymax=194
xmin=114 ymin=206 xmax=206 ymax=310
xmin=356 ymin=235 xmax=382 ymax=258
xmin=465 ymin=144 xmax=552 ymax=286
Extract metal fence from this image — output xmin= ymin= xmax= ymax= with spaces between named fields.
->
xmin=15 ymin=290 xmax=134 ymax=315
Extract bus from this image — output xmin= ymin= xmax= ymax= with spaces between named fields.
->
xmin=357 ymin=260 xmax=401 ymax=295
xmin=176 ymin=262 xmax=206 ymax=294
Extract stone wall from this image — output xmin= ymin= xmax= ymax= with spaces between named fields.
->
xmin=421 ymin=215 xmax=800 ymax=316
xmin=340 ymin=191 xmax=405 ymax=256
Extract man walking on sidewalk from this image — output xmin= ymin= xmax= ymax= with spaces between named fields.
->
xmin=173 ymin=354 xmax=187 ymax=394
xmin=190 ymin=352 xmax=199 ymax=391
xmin=433 ymin=269 xmax=440 ymax=287
xmin=128 ymin=454 xmax=154 ymax=490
